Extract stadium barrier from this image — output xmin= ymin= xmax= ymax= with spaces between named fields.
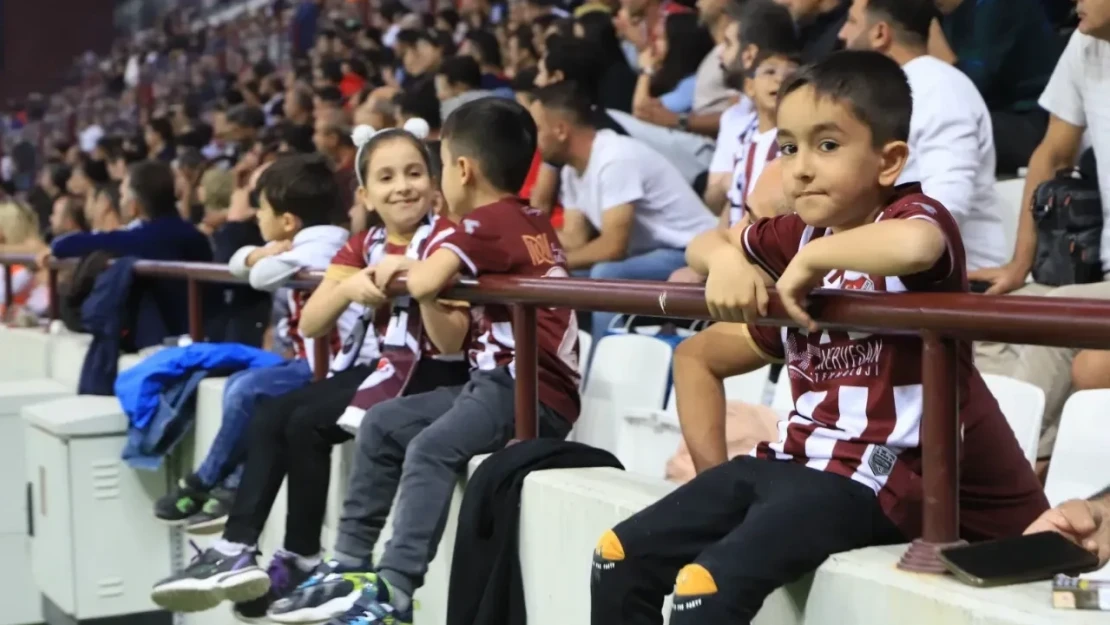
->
xmin=5 ymin=252 xmax=1110 ymax=573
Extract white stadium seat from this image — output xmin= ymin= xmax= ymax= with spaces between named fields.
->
xmin=1044 ymin=389 xmax=1110 ymax=507
xmin=573 ymin=334 xmax=672 ymax=458
xmin=981 ymin=373 xmax=1045 ymax=464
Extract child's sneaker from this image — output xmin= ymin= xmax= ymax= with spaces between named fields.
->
xmin=154 ymin=475 xmax=210 ymax=525
xmin=186 ymin=489 xmax=234 ymax=535
xmin=267 ymin=560 xmax=377 ymax=623
xmin=151 ymin=545 xmax=269 ymax=612
xmin=326 ymin=578 xmax=412 ymax=625
xmin=232 ymin=552 xmax=313 ymax=623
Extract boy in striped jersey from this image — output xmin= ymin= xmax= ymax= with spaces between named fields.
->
xmin=591 ymin=51 xmax=1048 ymax=625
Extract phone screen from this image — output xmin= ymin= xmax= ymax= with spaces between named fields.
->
xmin=941 ymin=532 xmax=1100 ymax=584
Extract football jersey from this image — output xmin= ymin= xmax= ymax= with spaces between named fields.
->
xmin=726 ymin=124 xmax=779 ymax=227
xmin=739 ymin=184 xmax=1045 ymax=536
xmin=427 ymin=198 xmax=582 ymax=423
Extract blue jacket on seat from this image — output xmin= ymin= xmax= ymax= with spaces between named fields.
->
xmin=78 ymin=257 xmax=171 ymax=395
xmin=117 ymin=342 xmax=285 ymax=469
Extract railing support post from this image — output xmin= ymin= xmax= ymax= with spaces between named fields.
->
xmin=899 ymin=333 xmax=966 ymax=573
xmin=312 ymin=340 xmax=330 ymax=381
xmin=187 ymin=279 xmax=204 ymax=343
xmin=2 ymin=263 xmax=11 ymax=323
xmin=47 ymin=268 xmax=59 ymax=326
xmin=512 ymin=304 xmax=539 ymax=440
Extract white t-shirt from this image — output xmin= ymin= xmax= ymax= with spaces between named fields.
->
xmin=1038 ymin=31 xmax=1110 ymax=272
xmin=897 ymin=55 xmax=1006 ymax=272
xmin=727 ymin=126 xmax=778 ymax=227
xmin=560 ymin=130 xmax=717 ymax=255
xmin=708 ymin=98 xmax=757 ymax=174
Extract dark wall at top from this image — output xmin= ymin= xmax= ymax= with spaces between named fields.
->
xmin=0 ymin=0 xmax=118 ymax=100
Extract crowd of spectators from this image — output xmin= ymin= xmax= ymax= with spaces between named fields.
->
xmin=0 ymin=0 xmax=1109 ymax=622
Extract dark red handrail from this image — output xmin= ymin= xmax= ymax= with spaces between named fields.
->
xmin=5 ymin=252 xmax=1109 ymax=574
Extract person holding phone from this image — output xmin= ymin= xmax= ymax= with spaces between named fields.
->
xmin=1026 ymin=486 xmax=1110 ymax=567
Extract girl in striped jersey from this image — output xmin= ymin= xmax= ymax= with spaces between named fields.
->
xmin=150 ymin=119 xmax=469 ymax=621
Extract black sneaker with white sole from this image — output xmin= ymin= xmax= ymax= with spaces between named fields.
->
xmin=186 ymin=489 xmax=234 ymax=535
xmin=150 ymin=545 xmax=270 ymax=613
xmin=154 ymin=475 xmax=210 ymax=525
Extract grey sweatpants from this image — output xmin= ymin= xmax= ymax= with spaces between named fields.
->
xmin=333 ymin=366 xmax=570 ymax=594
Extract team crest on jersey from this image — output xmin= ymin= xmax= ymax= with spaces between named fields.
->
xmin=868 ymin=445 xmax=897 ymax=477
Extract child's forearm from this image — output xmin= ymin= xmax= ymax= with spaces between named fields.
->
xmin=686 ymin=228 xmax=748 ymax=276
xmin=300 ymin=280 xmax=353 ymax=338
xmin=419 ymin=302 xmax=469 ymax=354
xmin=800 ymin=220 xmax=946 ymax=277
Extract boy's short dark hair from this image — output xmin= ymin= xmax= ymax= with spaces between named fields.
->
xmin=863 ymin=0 xmax=936 ymax=46
xmin=441 ymin=97 xmax=536 ymax=194
xmin=732 ymin=0 xmax=801 ymax=66
xmin=256 ymin=153 xmax=338 ymax=227
xmin=437 ymin=55 xmax=483 ymax=90
xmin=531 ymin=81 xmax=593 ymax=127
xmin=778 ymin=50 xmax=913 ymax=147
xmin=128 ymin=160 xmax=178 ymax=219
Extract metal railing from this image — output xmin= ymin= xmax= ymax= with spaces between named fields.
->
xmin=4 ymin=252 xmax=1110 ymax=574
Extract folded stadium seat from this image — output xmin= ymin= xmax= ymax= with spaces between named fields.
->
xmin=573 ymin=334 xmax=672 ymax=458
xmin=619 ymin=367 xmax=775 ymax=479
xmin=1043 ymin=389 xmax=1110 ymax=507
xmin=980 ymin=374 xmax=1045 ymax=464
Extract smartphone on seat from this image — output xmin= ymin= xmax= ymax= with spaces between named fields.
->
xmin=938 ymin=531 xmax=1101 ymax=588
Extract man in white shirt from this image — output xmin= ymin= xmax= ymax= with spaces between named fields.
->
xmin=530 ymin=81 xmax=718 ymax=349
xmin=966 ymin=0 xmax=1110 ymax=462
xmin=839 ymin=0 xmax=1007 ymax=273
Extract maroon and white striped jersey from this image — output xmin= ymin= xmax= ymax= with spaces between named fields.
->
xmin=726 ymin=125 xmax=780 ymax=227
xmin=740 ymin=185 xmax=997 ymax=534
xmin=427 ymin=198 xmax=582 ymax=423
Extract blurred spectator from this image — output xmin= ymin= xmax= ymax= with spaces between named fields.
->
xmin=633 ymin=12 xmax=716 ymax=120
xmin=776 ymin=0 xmax=850 ymax=62
xmin=840 ymin=0 xmax=1008 ymax=272
xmin=145 ymin=115 xmax=178 ymax=162
xmin=532 ymin=82 xmax=716 ymax=346
xmin=312 ymin=109 xmax=359 ymax=223
xmin=573 ymin=11 xmax=638 ymax=113
xmin=930 ymin=0 xmax=1064 ymax=174
xmin=436 ymin=56 xmax=497 ymax=120
xmin=459 ymin=29 xmax=514 ymax=95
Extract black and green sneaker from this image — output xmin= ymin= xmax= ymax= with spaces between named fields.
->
xmin=186 ymin=489 xmax=234 ymax=535
xmin=155 ymin=475 xmax=210 ymax=525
